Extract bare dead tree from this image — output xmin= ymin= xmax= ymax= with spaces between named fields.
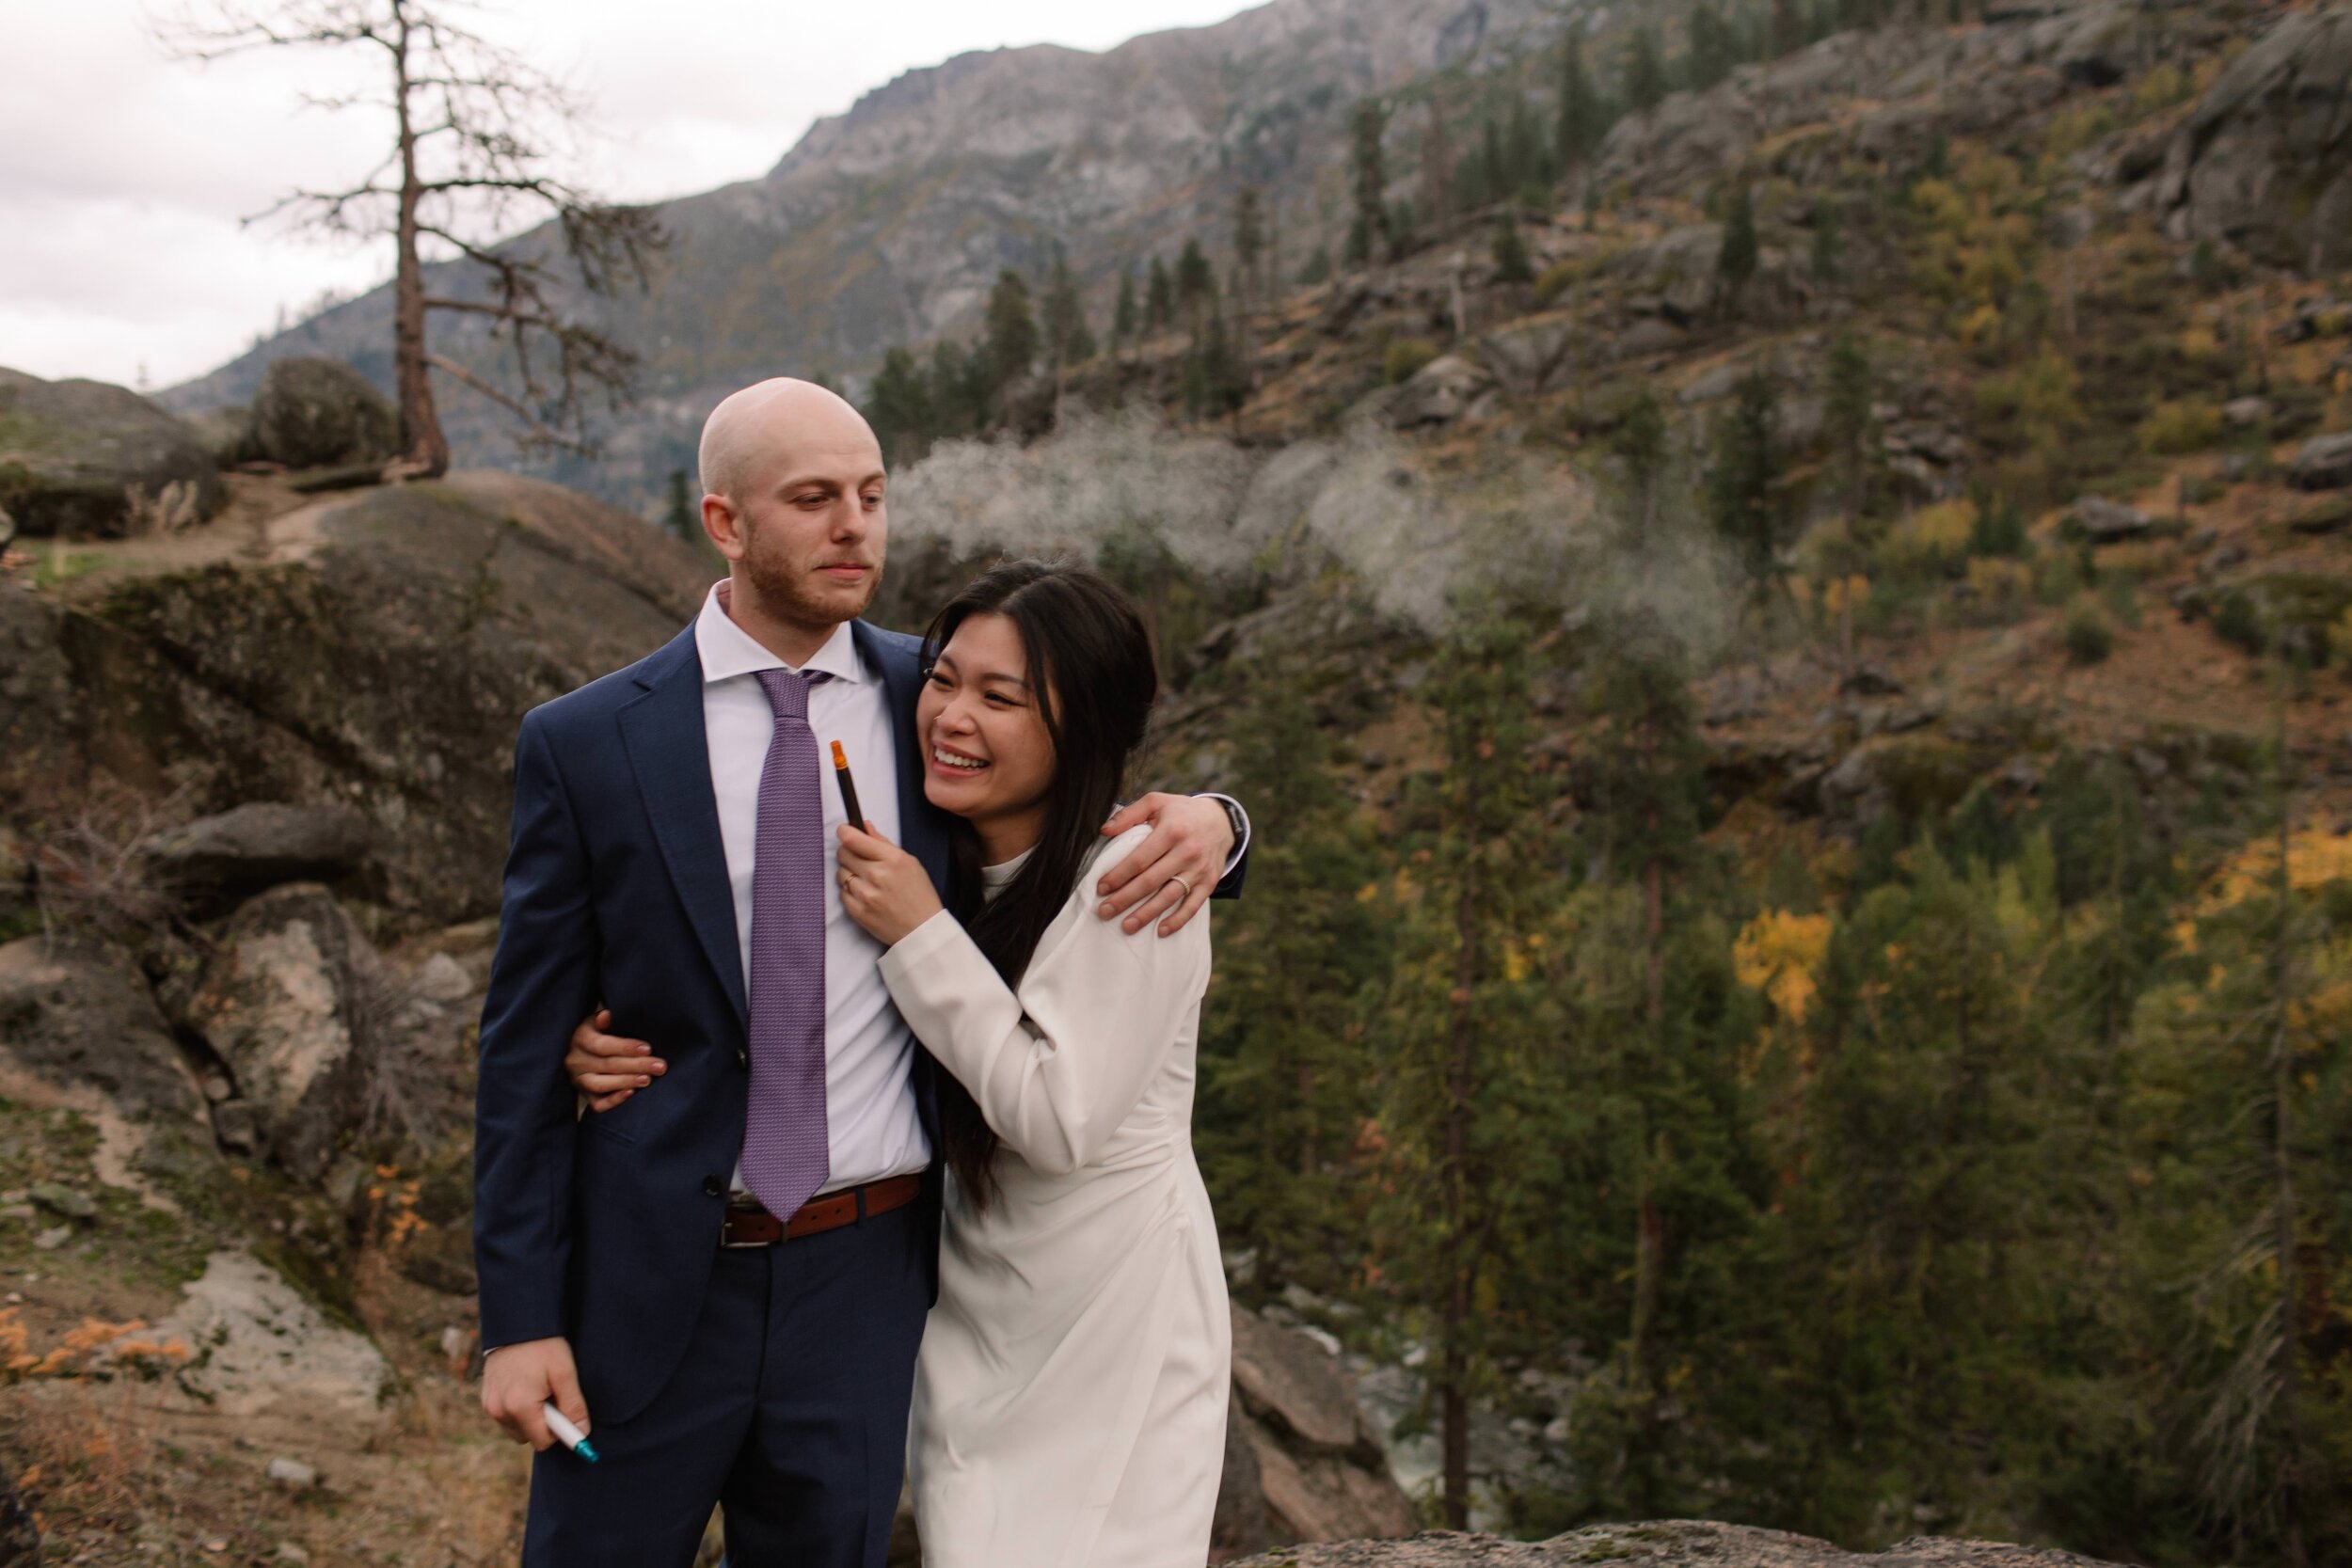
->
xmin=158 ymin=0 xmax=664 ymax=478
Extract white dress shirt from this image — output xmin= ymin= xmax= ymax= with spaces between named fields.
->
xmin=696 ymin=583 xmax=932 ymax=1196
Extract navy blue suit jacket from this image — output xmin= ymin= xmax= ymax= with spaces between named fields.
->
xmin=473 ymin=617 xmax=1243 ymax=1426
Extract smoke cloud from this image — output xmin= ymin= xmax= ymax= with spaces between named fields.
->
xmin=890 ymin=406 xmax=1738 ymax=653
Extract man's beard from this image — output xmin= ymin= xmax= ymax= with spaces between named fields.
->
xmin=740 ymin=533 xmax=883 ymax=628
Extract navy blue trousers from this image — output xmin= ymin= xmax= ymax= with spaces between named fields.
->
xmin=521 ymin=1201 xmax=930 ymax=1568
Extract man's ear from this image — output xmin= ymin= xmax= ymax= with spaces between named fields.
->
xmin=702 ymin=493 xmax=746 ymax=561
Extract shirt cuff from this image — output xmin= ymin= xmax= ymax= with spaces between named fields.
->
xmin=1200 ymin=794 xmax=1250 ymax=876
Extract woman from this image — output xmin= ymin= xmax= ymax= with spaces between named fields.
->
xmin=575 ymin=561 xmax=1229 ymax=1568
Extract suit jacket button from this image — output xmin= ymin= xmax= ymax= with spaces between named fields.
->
xmin=736 ymin=1048 xmax=748 ymax=1071
xmin=702 ymin=1175 xmax=724 ymax=1198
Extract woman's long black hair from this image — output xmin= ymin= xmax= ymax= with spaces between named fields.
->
xmin=922 ymin=559 xmax=1158 ymax=1210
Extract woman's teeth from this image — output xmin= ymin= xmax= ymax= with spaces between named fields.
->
xmin=933 ymin=747 xmax=985 ymax=771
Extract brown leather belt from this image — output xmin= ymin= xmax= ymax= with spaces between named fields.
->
xmin=720 ymin=1174 xmax=922 ymax=1248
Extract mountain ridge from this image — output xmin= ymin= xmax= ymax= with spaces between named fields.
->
xmin=161 ymin=0 xmax=1564 ymax=508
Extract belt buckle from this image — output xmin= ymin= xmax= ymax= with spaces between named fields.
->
xmin=719 ymin=1202 xmax=772 ymax=1249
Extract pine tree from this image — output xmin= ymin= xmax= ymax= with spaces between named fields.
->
xmin=865 ymin=345 xmax=935 ymax=466
xmin=1613 ymin=388 xmax=1672 ymax=534
xmin=1626 ymin=24 xmax=1667 ymax=115
xmin=1504 ymin=95 xmax=1550 ymax=197
xmin=1718 ymin=183 xmax=1759 ymax=316
xmin=1185 ymin=303 xmax=1248 ymax=427
xmin=926 ymin=341 xmax=977 ymax=437
xmin=1367 ymin=615 xmax=1555 ymax=1530
xmin=1349 ymin=97 xmax=1391 ymax=266
xmin=983 ymin=268 xmax=1039 ymax=402
xmin=1145 ymin=255 xmax=1175 ymax=337
xmin=1040 ymin=247 xmax=1089 ymax=374
xmin=1708 ymin=365 xmax=1788 ymax=592
xmin=1175 ymin=237 xmax=1217 ymax=345
xmin=1771 ymin=0 xmax=1806 ymax=57
xmin=1387 ymin=197 xmax=1419 ymax=257
xmin=1688 ymin=0 xmax=1738 ymax=89
xmin=661 ymin=467 xmax=695 ymax=539
xmin=1809 ymin=200 xmax=1844 ymax=283
xmin=1421 ymin=102 xmax=1456 ymax=223
xmin=1821 ymin=330 xmax=1878 ymax=519
xmin=1579 ymin=634 xmax=1712 ymax=1513
xmin=1111 ymin=264 xmax=1139 ymax=359
xmin=1492 ymin=211 xmax=1534 ymax=284
xmin=1233 ymin=185 xmax=1267 ymax=309
xmin=2120 ymin=686 xmax=2341 ymax=1566
xmin=1197 ymin=676 xmax=1383 ymax=1293
xmin=1557 ymin=29 xmax=1602 ymax=171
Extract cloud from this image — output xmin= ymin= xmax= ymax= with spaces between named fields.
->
xmin=4 ymin=0 xmax=1255 ymax=389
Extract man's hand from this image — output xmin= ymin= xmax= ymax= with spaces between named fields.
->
xmin=481 ymin=1337 xmax=588 ymax=1452
xmin=1096 ymin=793 xmax=1235 ymax=937
xmin=564 ymin=1008 xmax=662 ymax=1113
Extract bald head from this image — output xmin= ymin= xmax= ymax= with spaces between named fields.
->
xmin=698 ymin=377 xmax=882 ymax=503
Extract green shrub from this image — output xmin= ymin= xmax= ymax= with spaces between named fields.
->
xmin=2034 ymin=545 xmax=2088 ymax=606
xmin=1875 ymin=499 xmax=1979 ymax=578
xmin=2063 ymin=599 xmax=2114 ymax=664
xmin=1384 ymin=338 xmax=1441 ymax=386
xmin=2138 ymin=398 xmax=2225 ymax=454
xmin=1534 ymin=247 xmax=1623 ymax=307
xmin=1968 ymin=493 xmax=2029 ymax=557
xmin=2045 ymin=103 xmax=2117 ymax=158
xmin=2100 ymin=572 xmax=2143 ymax=629
xmin=1975 ymin=348 xmax=2086 ymax=457
xmin=1492 ymin=220 xmax=1534 ymax=285
xmin=2214 ymin=590 xmax=2265 ymax=654
xmin=2129 ymin=62 xmax=2193 ymax=116
xmin=1533 ymin=261 xmax=1580 ymax=305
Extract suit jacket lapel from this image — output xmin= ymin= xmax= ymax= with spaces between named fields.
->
xmin=618 ymin=626 xmax=749 ymax=1028
xmin=856 ymin=620 xmax=950 ymax=892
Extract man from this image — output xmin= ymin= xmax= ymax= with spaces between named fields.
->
xmin=473 ymin=378 xmax=1246 ymax=1566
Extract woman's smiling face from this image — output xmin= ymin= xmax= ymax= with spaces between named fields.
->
xmin=917 ymin=611 xmax=1057 ymax=857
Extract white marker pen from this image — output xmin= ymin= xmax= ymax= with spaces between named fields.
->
xmin=541 ymin=1401 xmax=600 ymax=1463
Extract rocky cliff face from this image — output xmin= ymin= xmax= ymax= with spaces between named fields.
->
xmin=2150 ymin=2 xmax=2352 ymax=271
xmin=1 ymin=469 xmax=709 ymax=926
xmin=160 ymin=0 xmax=1563 ymax=508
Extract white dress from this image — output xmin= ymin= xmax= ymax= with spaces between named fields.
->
xmin=876 ymin=827 xmax=1229 ymax=1568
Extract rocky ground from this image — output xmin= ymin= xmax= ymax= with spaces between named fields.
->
xmin=1228 ymin=1523 xmax=2133 ymax=1567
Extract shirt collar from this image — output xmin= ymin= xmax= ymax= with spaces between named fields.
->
xmin=694 ymin=579 xmax=867 ymax=687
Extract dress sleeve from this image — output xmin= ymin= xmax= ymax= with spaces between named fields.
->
xmin=877 ymin=831 xmax=1211 ymax=1176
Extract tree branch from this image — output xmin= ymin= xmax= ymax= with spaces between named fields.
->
xmin=425 ymin=354 xmax=582 ymax=452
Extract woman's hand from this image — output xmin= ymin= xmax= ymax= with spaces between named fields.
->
xmin=564 ymin=1008 xmax=663 ymax=1113
xmin=837 ymin=821 xmax=945 ymax=948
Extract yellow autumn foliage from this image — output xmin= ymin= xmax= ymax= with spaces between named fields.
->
xmin=2197 ymin=827 xmax=2352 ymax=917
xmin=1734 ymin=909 xmax=1835 ymax=1023
xmin=1822 ymin=574 xmax=1871 ymax=618
xmin=1968 ymin=557 xmax=2032 ymax=604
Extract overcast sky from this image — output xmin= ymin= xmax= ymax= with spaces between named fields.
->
xmin=1 ymin=0 xmax=1256 ymax=391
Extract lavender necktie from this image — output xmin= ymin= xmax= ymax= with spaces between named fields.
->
xmin=741 ymin=667 xmax=834 ymax=1221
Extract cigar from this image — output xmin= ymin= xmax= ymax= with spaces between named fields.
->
xmin=830 ymin=740 xmax=865 ymax=832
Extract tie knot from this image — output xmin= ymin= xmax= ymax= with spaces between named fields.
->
xmin=755 ymin=667 xmax=830 ymax=721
